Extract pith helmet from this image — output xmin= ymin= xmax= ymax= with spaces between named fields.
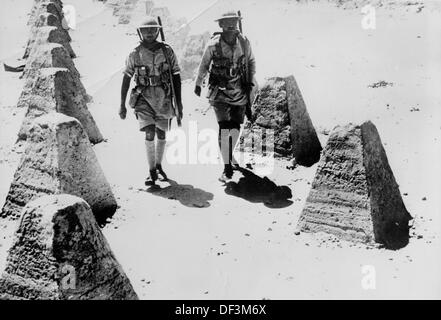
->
xmin=214 ymin=11 xmax=242 ymax=22
xmin=138 ymin=16 xmax=162 ymax=29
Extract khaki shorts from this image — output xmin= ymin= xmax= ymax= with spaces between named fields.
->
xmin=212 ymin=102 xmax=246 ymax=124
xmin=134 ymin=95 xmax=172 ymax=132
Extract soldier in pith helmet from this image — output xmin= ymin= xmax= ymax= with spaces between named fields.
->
xmin=120 ymin=16 xmax=183 ymax=185
xmin=194 ymin=10 xmax=256 ymax=182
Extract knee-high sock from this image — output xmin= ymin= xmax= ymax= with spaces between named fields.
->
xmin=145 ymin=140 xmax=156 ymax=170
xmin=155 ymin=138 xmax=166 ymax=165
xmin=229 ymin=127 xmax=241 ymax=165
xmin=219 ymin=128 xmax=231 ymax=166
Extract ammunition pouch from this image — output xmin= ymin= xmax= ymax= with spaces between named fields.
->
xmin=237 ymin=55 xmax=248 ymax=89
xmin=134 ymin=65 xmax=170 ymax=88
xmin=129 ymin=87 xmax=141 ymax=108
xmin=208 ymin=61 xmax=240 ymax=89
xmin=208 ymin=54 xmax=247 ymax=90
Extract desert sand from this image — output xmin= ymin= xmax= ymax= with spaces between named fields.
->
xmin=0 ymin=0 xmax=440 ymax=299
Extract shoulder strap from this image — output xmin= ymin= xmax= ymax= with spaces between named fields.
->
xmin=237 ymin=34 xmax=249 ymax=81
xmin=134 ymin=45 xmax=142 ymax=66
xmin=214 ymin=37 xmax=223 ymax=59
xmin=237 ymin=34 xmax=248 ymax=58
xmin=160 ymin=42 xmax=174 ymax=76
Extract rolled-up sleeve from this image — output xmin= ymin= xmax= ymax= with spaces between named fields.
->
xmin=166 ymin=46 xmax=180 ymax=75
xmin=124 ymin=52 xmax=135 ymax=77
xmin=195 ymin=44 xmax=213 ymax=87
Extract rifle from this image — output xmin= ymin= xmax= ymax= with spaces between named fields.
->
xmin=237 ymin=11 xmax=253 ymax=122
xmin=157 ymin=16 xmax=182 ymax=127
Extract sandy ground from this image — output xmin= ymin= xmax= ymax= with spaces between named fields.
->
xmin=0 ymin=0 xmax=441 ymax=299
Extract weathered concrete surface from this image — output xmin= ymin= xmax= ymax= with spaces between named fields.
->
xmin=17 ymin=68 xmax=102 ymax=144
xmin=1 ymin=113 xmax=115 ymax=223
xmin=19 ymin=43 xmax=91 ymax=109
xmin=145 ymin=0 xmax=155 ymax=14
xmin=150 ymin=6 xmax=170 ymax=18
xmin=106 ymin=0 xmax=140 ymax=24
xmin=24 ymin=12 xmax=72 ymax=60
xmin=24 ymin=25 xmax=75 ymax=60
xmin=0 ymin=194 xmax=138 ymax=300
xmin=285 ymin=75 xmax=322 ymax=166
xmin=297 ymin=121 xmax=412 ymax=249
xmin=245 ymin=77 xmax=292 ymax=157
xmin=242 ymin=76 xmax=321 ymax=164
xmin=27 ymin=0 xmax=65 ymax=27
xmin=179 ymin=32 xmax=211 ymax=80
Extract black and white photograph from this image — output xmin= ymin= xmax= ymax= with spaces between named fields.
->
xmin=0 ymin=0 xmax=440 ymax=305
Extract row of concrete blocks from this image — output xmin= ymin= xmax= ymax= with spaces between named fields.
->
xmin=0 ymin=1 xmax=131 ymax=299
xmin=0 ymin=117 xmax=413 ymax=298
xmin=8 ymin=0 xmax=110 ymax=222
xmin=246 ymin=76 xmax=411 ymax=249
xmin=18 ymin=0 xmax=103 ymax=144
xmin=0 ymin=113 xmax=134 ymax=299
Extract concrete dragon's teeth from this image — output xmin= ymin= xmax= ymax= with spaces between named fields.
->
xmin=17 ymin=67 xmax=102 ymax=144
xmin=0 ymin=194 xmax=138 ymax=300
xmin=297 ymin=121 xmax=412 ymax=249
xmin=2 ymin=113 xmax=114 ymax=222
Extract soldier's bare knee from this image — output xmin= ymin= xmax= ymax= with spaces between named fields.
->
xmin=218 ymin=121 xmax=230 ymax=130
xmin=230 ymin=121 xmax=240 ymax=131
xmin=144 ymin=125 xmax=156 ymax=141
xmin=156 ymin=127 xmax=166 ymax=140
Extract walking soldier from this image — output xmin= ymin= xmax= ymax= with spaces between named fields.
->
xmin=194 ymin=10 xmax=256 ymax=182
xmin=120 ymin=16 xmax=183 ymax=185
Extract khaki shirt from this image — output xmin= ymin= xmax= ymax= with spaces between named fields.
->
xmin=124 ymin=42 xmax=180 ymax=115
xmin=196 ymin=34 xmax=256 ymax=106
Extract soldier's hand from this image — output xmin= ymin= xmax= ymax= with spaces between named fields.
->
xmin=119 ymin=105 xmax=127 ymax=120
xmin=194 ymin=85 xmax=201 ymax=97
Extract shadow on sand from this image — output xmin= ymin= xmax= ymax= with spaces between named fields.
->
xmin=224 ymin=167 xmax=293 ymax=208
xmin=144 ymin=179 xmax=214 ymax=208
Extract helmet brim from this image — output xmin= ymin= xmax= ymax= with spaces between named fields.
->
xmin=137 ymin=25 xmax=162 ymax=29
xmin=215 ymin=16 xmax=242 ymax=22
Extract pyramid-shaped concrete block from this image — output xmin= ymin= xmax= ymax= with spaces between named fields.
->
xmin=29 ymin=9 xmax=70 ymax=42
xmin=243 ymin=75 xmax=322 ymax=165
xmin=27 ymin=0 xmax=64 ymax=28
xmin=0 ymin=194 xmax=138 ymax=300
xmin=285 ymin=75 xmax=322 ymax=166
xmin=30 ymin=11 xmax=62 ymax=31
xmin=25 ymin=0 xmax=71 ymax=58
xmin=297 ymin=121 xmax=412 ymax=249
xmin=17 ymin=67 xmax=102 ymax=144
xmin=24 ymin=12 xmax=72 ymax=60
xmin=1 ymin=113 xmax=115 ymax=223
xmin=19 ymin=43 xmax=90 ymax=107
xmin=23 ymin=25 xmax=75 ymax=60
